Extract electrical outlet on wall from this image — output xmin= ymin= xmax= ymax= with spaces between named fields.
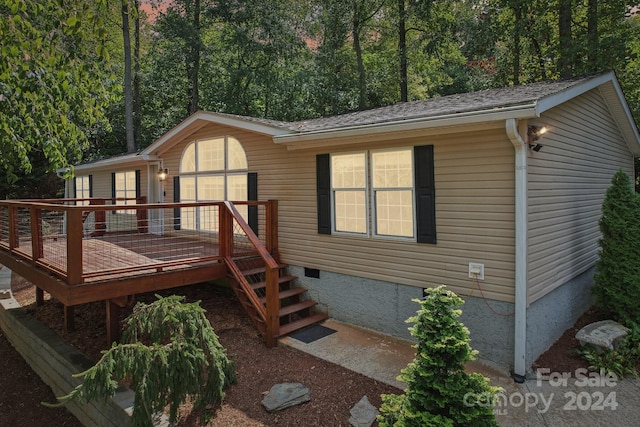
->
xmin=468 ymin=262 xmax=485 ymax=280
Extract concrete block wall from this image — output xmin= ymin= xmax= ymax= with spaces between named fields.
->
xmin=0 ymin=297 xmax=134 ymax=427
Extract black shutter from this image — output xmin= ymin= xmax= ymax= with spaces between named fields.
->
xmin=316 ymin=154 xmax=331 ymax=234
xmin=135 ymin=169 xmax=141 ymax=198
xmin=88 ymin=175 xmax=93 ymax=197
xmin=247 ymin=172 xmax=258 ymax=235
xmin=111 ymin=172 xmax=116 ymax=213
xmin=72 ymin=177 xmax=77 ymax=199
xmin=415 ymin=145 xmax=436 ymax=244
xmin=111 ymin=172 xmax=116 ymax=199
xmin=173 ymin=175 xmax=181 ymax=230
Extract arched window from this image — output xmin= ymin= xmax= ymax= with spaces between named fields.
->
xmin=179 ymin=136 xmax=248 ymax=230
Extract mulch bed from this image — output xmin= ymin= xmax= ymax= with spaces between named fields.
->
xmin=7 ymin=274 xmax=400 ymax=426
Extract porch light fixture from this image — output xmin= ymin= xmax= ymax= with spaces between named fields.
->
xmin=158 ymin=167 xmax=169 ymax=181
xmin=527 ymin=125 xmax=547 ymax=152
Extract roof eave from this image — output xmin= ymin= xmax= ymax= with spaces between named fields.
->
xmin=274 ymin=105 xmax=538 ymax=149
xmin=535 ymin=71 xmax=640 ymax=156
xmin=72 ymin=153 xmax=159 ymax=173
xmin=142 ymin=111 xmax=294 ymax=156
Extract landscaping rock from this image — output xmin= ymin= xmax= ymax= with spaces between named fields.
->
xmin=261 ymin=383 xmax=311 ymax=412
xmin=349 ymin=395 xmax=378 ymax=427
xmin=575 ymin=320 xmax=629 ymax=353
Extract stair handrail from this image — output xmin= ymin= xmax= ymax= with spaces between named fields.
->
xmin=222 ymin=201 xmax=280 ymax=347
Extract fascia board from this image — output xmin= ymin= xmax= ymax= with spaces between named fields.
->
xmin=143 ymin=111 xmax=293 ymax=156
xmin=73 ymin=153 xmax=159 ymax=172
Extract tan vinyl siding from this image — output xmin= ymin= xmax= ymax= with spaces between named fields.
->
xmin=87 ymin=170 xmax=112 ymax=199
xmin=527 ymin=89 xmax=634 ymax=303
xmin=161 ymin=124 xmax=517 ymax=302
xmin=76 ymin=166 xmax=150 ymax=231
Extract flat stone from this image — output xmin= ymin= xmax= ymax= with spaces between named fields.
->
xmin=575 ymin=320 xmax=629 ymax=352
xmin=261 ymin=383 xmax=311 ymax=412
xmin=349 ymin=395 xmax=378 ymax=427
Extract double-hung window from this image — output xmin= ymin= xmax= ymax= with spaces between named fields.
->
xmin=74 ymin=175 xmax=92 ymax=206
xmin=371 ymin=148 xmax=414 ymax=238
xmin=331 ymin=152 xmax=367 ymax=234
xmin=113 ymin=171 xmax=138 ymax=213
xmin=317 ymin=145 xmax=435 ymax=243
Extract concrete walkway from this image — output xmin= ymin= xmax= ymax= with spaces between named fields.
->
xmin=280 ymin=319 xmax=640 ymax=427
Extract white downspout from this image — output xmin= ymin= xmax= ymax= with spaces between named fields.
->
xmin=505 ymin=118 xmax=528 ymax=383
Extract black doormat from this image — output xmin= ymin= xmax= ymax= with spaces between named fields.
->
xmin=289 ymin=324 xmax=337 ymax=344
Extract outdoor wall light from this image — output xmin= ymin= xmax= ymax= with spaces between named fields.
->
xmin=527 ymin=125 xmax=547 ymax=152
xmin=158 ymin=167 xmax=169 ymax=181
xmin=527 ymin=125 xmax=547 ymax=143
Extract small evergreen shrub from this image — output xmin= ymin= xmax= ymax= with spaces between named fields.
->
xmin=378 ymin=285 xmax=501 ymax=427
xmin=592 ymin=169 xmax=640 ymax=325
xmin=47 ymin=295 xmax=235 ymax=427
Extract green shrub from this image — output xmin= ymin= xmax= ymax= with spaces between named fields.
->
xmin=378 ymin=286 xmax=501 ymax=427
xmin=592 ymin=169 xmax=640 ymax=325
xmin=46 ymin=295 xmax=235 ymax=427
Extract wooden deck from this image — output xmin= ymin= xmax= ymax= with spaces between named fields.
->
xmin=0 ymin=198 xmax=282 ymax=345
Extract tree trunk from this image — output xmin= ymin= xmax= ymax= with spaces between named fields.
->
xmin=398 ymin=0 xmax=407 ymax=102
xmin=122 ymin=0 xmax=135 ymax=153
xmin=133 ymin=0 xmax=141 ymax=149
xmin=587 ymin=0 xmax=598 ymax=70
xmin=187 ymin=0 xmax=201 ymax=115
xmin=512 ymin=5 xmax=521 ymax=85
xmin=352 ymin=6 xmax=366 ymax=110
xmin=558 ymin=0 xmax=573 ymax=78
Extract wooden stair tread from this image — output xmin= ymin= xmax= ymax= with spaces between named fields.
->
xmin=259 ymin=287 xmax=306 ymax=303
xmin=277 ymin=313 xmax=328 ymax=337
xmin=250 ymin=275 xmax=296 ymax=290
xmin=279 ymin=300 xmax=317 ymax=317
xmin=241 ymin=264 xmax=286 ymax=276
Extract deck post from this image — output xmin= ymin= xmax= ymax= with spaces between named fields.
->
xmin=35 ymin=287 xmax=44 ymax=306
xmin=66 ymin=209 xmax=83 ymax=285
xmin=136 ymin=196 xmax=148 ymax=233
xmin=266 ymin=200 xmax=278 ymax=255
xmin=90 ymin=199 xmax=106 ymax=237
xmin=64 ymin=305 xmax=75 ymax=332
xmin=264 ymin=265 xmax=280 ymax=348
xmin=8 ymin=206 xmax=18 ymax=250
xmin=106 ymin=300 xmax=121 ymax=345
xmin=30 ymin=206 xmax=44 ymax=263
xmin=219 ymin=203 xmax=233 ymax=258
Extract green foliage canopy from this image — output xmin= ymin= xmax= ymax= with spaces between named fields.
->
xmin=0 ymin=0 xmax=113 ymax=182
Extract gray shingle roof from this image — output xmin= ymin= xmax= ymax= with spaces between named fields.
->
xmin=291 ymin=75 xmax=600 ymax=133
xmin=247 ymin=74 xmax=597 ymax=134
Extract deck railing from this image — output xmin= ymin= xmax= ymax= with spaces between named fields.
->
xmin=0 ymin=198 xmax=278 ymax=286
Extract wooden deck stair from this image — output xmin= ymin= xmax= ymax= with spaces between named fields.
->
xmin=227 ymin=256 xmax=327 ymax=343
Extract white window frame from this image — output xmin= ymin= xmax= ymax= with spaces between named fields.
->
xmin=75 ymin=175 xmax=91 ymax=206
xmin=330 ymin=151 xmax=369 ymax=236
xmin=114 ymin=171 xmax=137 ymax=214
xmin=330 ymin=147 xmax=416 ymax=240
xmin=179 ymin=136 xmax=248 ymax=231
